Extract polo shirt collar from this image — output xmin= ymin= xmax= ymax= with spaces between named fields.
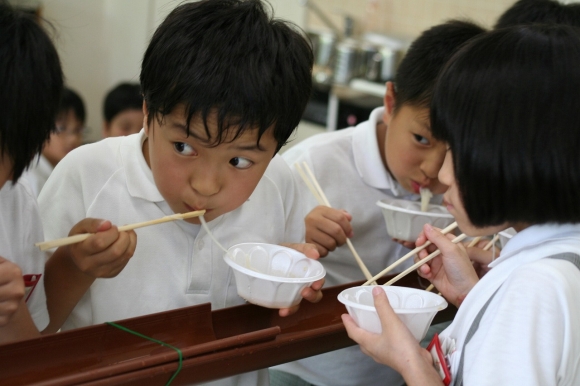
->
xmin=352 ymin=107 xmax=414 ymax=198
xmin=121 ymin=129 xmax=165 ymax=202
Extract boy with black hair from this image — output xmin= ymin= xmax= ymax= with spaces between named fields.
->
xmin=495 ymin=0 xmax=580 ymax=29
xmin=102 ymin=82 xmax=143 ymax=137
xmin=39 ymin=1 xmax=321 ymax=384
xmin=273 ymin=19 xmax=485 ymax=386
xmin=0 ymin=1 xmax=63 ymax=343
xmin=23 ymin=87 xmax=86 ymax=196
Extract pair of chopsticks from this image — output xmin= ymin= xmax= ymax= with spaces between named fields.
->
xmin=294 ymin=161 xmax=377 ymax=285
xmin=35 ymin=210 xmax=206 ymax=251
xmin=361 ymin=227 xmax=499 ymax=287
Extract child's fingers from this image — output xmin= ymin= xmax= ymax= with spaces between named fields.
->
xmin=280 ymin=242 xmax=320 ymax=260
xmin=69 ymin=218 xmax=112 ymax=235
xmin=468 ymin=247 xmax=494 ymax=266
xmin=0 ymin=258 xmax=25 ymax=325
xmin=300 ymin=279 xmax=324 ymax=303
xmin=423 ymin=224 xmax=458 ymax=255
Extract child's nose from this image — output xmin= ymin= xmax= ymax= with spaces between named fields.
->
xmin=421 ymin=149 xmax=446 ymax=180
xmin=190 ymin=167 xmax=220 ymax=196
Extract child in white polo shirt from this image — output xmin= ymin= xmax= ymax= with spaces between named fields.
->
xmin=38 ymin=1 xmax=321 ymax=384
xmin=272 ymin=20 xmax=485 ymax=386
xmin=0 ymin=3 xmax=64 ymax=343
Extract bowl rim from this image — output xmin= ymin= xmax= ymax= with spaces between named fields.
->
xmin=376 ymin=198 xmax=454 ymax=218
xmin=337 ymin=285 xmax=448 ymax=314
xmin=223 ymin=243 xmax=326 ymax=284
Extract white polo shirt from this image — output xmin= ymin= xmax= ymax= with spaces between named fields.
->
xmin=21 ymin=154 xmax=53 ymax=197
xmin=38 ymin=130 xmax=306 ymax=386
xmin=0 ymin=179 xmax=49 ymax=331
xmin=276 ymin=107 xmax=435 ymax=386
xmin=441 ymin=223 xmax=580 ymax=385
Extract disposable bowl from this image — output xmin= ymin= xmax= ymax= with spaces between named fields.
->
xmin=338 ymin=285 xmax=448 ymax=340
xmin=499 ymin=227 xmax=517 ymax=248
xmin=377 ymin=197 xmax=454 ymax=242
xmin=224 ymin=243 xmax=326 ymax=309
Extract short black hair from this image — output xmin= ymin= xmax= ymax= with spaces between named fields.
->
xmin=103 ymin=82 xmax=142 ymax=122
xmin=0 ymin=2 xmax=63 ymax=182
xmin=393 ymin=19 xmax=485 ymax=111
xmin=495 ymin=0 xmax=580 ymax=29
xmin=60 ymin=87 xmax=86 ymax=124
xmin=431 ymin=24 xmax=580 ymax=226
xmin=140 ymin=0 xmax=313 ymax=153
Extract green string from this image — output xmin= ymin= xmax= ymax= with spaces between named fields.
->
xmin=106 ymin=321 xmax=183 ymax=385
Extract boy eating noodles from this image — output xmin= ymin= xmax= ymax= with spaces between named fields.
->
xmin=273 ymin=20 xmax=485 ymax=386
xmin=39 ymin=1 xmax=321 ymax=384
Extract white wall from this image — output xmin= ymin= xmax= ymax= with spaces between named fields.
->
xmin=35 ymin=0 xmax=306 ymax=143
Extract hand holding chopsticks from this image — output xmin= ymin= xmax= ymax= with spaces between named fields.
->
xmin=295 ymin=162 xmax=377 ymax=285
xmin=35 ymin=210 xmax=206 ymax=251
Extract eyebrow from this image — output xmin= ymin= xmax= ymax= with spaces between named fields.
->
xmin=168 ymin=121 xmax=266 ymax=152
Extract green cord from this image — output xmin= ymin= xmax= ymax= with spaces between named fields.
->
xmin=106 ymin=321 xmax=183 ymax=385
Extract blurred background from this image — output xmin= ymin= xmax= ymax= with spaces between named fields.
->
xmin=8 ymin=0 xmax=580 ymax=149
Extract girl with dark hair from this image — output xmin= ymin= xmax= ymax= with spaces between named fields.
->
xmin=0 ymin=1 xmax=63 ymax=343
xmin=343 ymin=24 xmax=580 ymax=386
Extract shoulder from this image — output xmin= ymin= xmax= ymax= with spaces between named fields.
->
xmin=262 ymin=154 xmax=294 ymax=184
xmin=59 ymin=136 xmax=123 ymax=168
xmin=282 ymin=128 xmax=356 ymax=165
xmin=498 ymin=257 xmax=580 ymax=312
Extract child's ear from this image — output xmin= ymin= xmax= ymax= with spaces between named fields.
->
xmin=383 ymin=81 xmax=396 ymax=125
xmin=142 ymin=101 xmax=149 ymax=135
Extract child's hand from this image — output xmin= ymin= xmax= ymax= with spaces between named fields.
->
xmin=342 ymin=286 xmax=439 ymax=383
xmin=305 ymin=206 xmax=353 ymax=257
xmin=0 ymin=257 xmax=39 ymax=343
xmin=0 ymin=257 xmax=25 ymax=326
xmin=415 ymin=224 xmax=479 ymax=307
xmin=278 ymin=242 xmax=324 ymax=317
xmin=66 ymin=218 xmax=137 ymax=278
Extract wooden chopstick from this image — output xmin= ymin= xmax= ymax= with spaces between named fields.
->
xmin=361 ymin=221 xmax=458 ymax=286
xmin=383 ymin=233 xmax=468 ymax=287
xmin=295 ymin=162 xmax=377 ymax=285
xmin=35 ymin=210 xmax=206 ymax=251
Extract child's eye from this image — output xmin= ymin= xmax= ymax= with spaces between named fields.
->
xmin=174 ymin=142 xmax=196 ymax=155
xmin=414 ymin=134 xmax=430 ymax=145
xmin=229 ymin=157 xmax=253 ymax=169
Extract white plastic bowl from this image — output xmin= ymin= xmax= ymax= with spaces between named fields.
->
xmin=377 ymin=197 xmax=455 ymax=242
xmin=338 ymin=285 xmax=448 ymax=340
xmin=224 ymin=243 xmax=326 ymax=309
xmin=499 ymin=227 xmax=517 ymax=248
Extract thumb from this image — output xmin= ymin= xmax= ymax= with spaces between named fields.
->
xmin=373 ymin=286 xmax=397 ymax=328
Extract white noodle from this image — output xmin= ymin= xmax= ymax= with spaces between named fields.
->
xmin=199 ymin=215 xmax=234 ymax=258
xmin=420 ymin=187 xmax=432 ymax=212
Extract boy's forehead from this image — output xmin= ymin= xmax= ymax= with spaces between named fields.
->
xmin=163 ymin=105 xmax=274 ymax=144
xmin=399 ymin=104 xmax=431 ymax=129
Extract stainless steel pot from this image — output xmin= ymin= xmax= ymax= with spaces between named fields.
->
xmin=307 ymin=30 xmax=337 ymax=85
